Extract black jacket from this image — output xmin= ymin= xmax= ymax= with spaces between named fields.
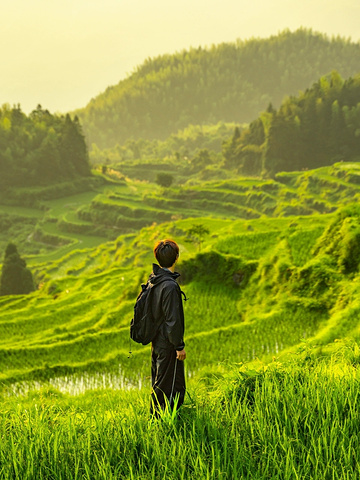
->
xmin=149 ymin=264 xmax=185 ymax=351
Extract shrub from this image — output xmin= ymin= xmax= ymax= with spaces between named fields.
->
xmin=178 ymin=250 xmax=257 ymax=287
xmin=156 ymin=173 xmax=174 ymax=187
xmin=314 ymin=204 xmax=360 ymax=273
xmin=0 ymin=243 xmax=35 ymax=296
xmin=290 ymin=256 xmax=340 ymax=298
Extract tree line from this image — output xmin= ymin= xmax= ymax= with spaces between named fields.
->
xmin=89 ymin=122 xmax=234 ymax=166
xmin=223 ymin=71 xmax=360 ymax=175
xmin=0 ymin=105 xmax=90 ymax=189
xmin=75 ymin=29 xmax=360 ymax=149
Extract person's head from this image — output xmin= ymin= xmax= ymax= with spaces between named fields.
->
xmin=154 ymin=239 xmax=179 ymax=268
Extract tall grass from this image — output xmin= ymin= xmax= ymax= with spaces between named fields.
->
xmin=1 ymin=354 xmax=360 ymax=479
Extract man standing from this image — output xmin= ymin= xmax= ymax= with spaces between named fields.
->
xmin=149 ymin=239 xmax=186 ymax=416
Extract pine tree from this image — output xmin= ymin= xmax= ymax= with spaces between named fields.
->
xmin=223 ymin=127 xmax=241 ymax=169
xmin=58 ymin=114 xmax=90 ymax=178
xmin=0 ymin=243 xmax=35 ymax=296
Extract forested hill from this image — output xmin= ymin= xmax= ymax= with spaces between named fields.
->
xmin=223 ymin=71 xmax=360 ymax=175
xmin=75 ymin=29 xmax=360 ymax=149
xmin=0 ymin=105 xmax=91 ymax=188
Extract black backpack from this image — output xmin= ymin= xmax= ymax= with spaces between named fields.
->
xmin=130 ymin=277 xmax=177 ymax=345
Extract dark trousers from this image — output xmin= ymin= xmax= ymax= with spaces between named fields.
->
xmin=150 ymin=345 xmax=186 ymax=416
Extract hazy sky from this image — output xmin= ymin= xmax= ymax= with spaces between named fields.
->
xmin=1 ymin=0 xmax=359 ymax=114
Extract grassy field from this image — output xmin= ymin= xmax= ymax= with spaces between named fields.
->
xmin=0 ymin=200 xmax=359 ymax=390
xmin=1 ymin=162 xmax=360 ymax=478
xmin=2 ymin=161 xmax=360 ymax=263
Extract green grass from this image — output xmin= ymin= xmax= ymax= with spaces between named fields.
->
xmin=1 ymin=160 xmax=358 ymax=264
xmin=1 ymin=162 xmax=360 ymax=478
xmin=0 ymin=202 xmax=357 ymax=389
xmin=1 ymin=353 xmax=360 ymax=479
xmin=214 ymin=231 xmax=281 ymax=259
xmin=0 ymin=205 xmax=44 ymax=218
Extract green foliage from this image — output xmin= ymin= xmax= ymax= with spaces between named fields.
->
xmin=287 ymin=227 xmax=324 ymax=266
xmin=1 ymin=357 xmax=360 ymax=479
xmin=89 ymin=122 xmax=237 ymax=169
xmin=179 ymin=250 xmax=256 ymax=288
xmin=185 ymin=223 xmax=210 ymax=251
xmin=314 ymin=204 xmax=360 ymax=273
xmin=228 ymin=71 xmax=360 ymax=175
xmin=75 ymin=29 xmax=360 ymax=148
xmin=0 ymin=243 xmax=35 ymax=296
xmin=155 ymin=173 xmax=174 ymax=188
xmin=215 ymin=231 xmax=280 ymax=259
xmin=290 ymin=256 xmax=340 ymax=298
xmin=0 ymin=105 xmax=90 ymax=189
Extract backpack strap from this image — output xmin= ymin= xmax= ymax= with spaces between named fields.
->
xmin=161 ymin=277 xmax=188 ymax=302
xmin=128 ymin=277 xmax=187 ymax=357
xmin=180 ymin=289 xmax=188 ymax=302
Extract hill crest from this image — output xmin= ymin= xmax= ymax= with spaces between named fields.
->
xmin=74 ymin=28 xmax=360 ymax=149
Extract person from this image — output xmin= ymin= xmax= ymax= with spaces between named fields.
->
xmin=149 ymin=239 xmax=186 ymax=417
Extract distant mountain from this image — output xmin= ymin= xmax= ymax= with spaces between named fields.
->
xmin=74 ymin=29 xmax=360 ymax=149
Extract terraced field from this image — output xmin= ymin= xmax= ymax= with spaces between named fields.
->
xmin=1 ymin=161 xmax=359 ymax=261
xmin=0 ymin=220 xmax=358 ymax=395
xmin=1 ymin=162 xmax=360 ymax=395
xmin=2 ymin=162 xmax=360 ymax=480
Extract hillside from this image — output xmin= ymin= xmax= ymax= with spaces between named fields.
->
xmin=3 ymin=24 xmax=360 ymax=480
xmin=0 ymin=201 xmax=358 ymax=389
xmin=3 ymin=161 xmax=360 ymax=260
xmin=2 ymin=163 xmax=360 ymax=478
xmin=4 ymin=68 xmax=360 ymax=259
xmin=74 ymin=29 xmax=360 ymax=149
xmin=1 ymin=162 xmax=360 ymax=391
xmin=224 ymin=71 xmax=360 ymax=175
xmin=87 ymin=70 xmax=360 ymax=181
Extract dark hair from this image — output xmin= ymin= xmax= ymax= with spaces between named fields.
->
xmin=154 ymin=239 xmax=179 ymax=268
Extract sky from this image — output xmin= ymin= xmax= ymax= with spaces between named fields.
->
xmin=1 ymin=0 xmax=359 ymax=114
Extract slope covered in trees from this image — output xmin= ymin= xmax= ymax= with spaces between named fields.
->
xmin=75 ymin=29 xmax=360 ymax=149
xmin=0 ymin=105 xmax=91 ymax=189
xmin=223 ymin=71 xmax=360 ymax=175
xmin=89 ymin=122 xmax=237 ymax=166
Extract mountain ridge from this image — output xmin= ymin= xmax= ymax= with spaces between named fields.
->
xmin=74 ymin=28 xmax=360 ymax=148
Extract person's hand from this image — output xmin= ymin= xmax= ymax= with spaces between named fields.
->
xmin=176 ymin=349 xmax=186 ymax=361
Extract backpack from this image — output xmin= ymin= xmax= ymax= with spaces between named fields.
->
xmin=130 ymin=277 xmax=177 ymax=345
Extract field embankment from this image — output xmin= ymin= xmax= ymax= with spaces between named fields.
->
xmin=1 ymin=168 xmax=360 ymax=390
xmin=1 ymin=162 xmax=360 ymax=479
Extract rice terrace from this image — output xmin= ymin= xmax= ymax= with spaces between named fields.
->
xmin=2 ymin=24 xmax=360 ymax=480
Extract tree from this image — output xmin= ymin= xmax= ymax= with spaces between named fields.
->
xmin=191 ymin=149 xmax=213 ymax=172
xmin=58 ymin=114 xmax=90 ymax=177
xmin=223 ymin=127 xmax=241 ymax=169
xmin=0 ymin=105 xmax=91 ymax=187
xmin=0 ymin=243 xmax=35 ymax=296
xmin=186 ymin=224 xmax=210 ymax=251
xmin=32 ymin=133 xmax=62 ymax=183
xmin=156 ymin=173 xmax=174 ymax=187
